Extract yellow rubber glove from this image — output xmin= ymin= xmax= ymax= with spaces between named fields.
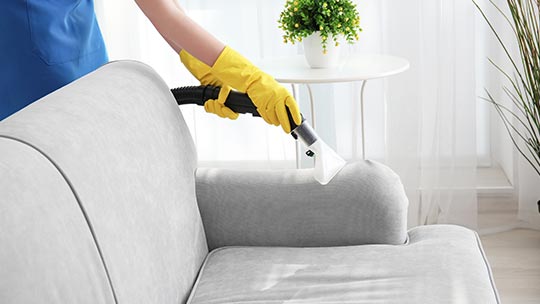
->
xmin=203 ymin=86 xmax=239 ymax=119
xmin=179 ymin=50 xmax=238 ymax=120
xmin=210 ymin=46 xmax=302 ymax=133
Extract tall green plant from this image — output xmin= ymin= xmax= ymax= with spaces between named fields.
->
xmin=474 ymin=0 xmax=540 ymax=176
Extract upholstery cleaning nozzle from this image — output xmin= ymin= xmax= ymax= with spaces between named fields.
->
xmin=290 ymin=120 xmax=347 ymax=185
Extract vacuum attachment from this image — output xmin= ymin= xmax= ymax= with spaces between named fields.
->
xmin=291 ymin=120 xmax=347 ymax=185
xmin=171 ymin=85 xmax=346 ymax=185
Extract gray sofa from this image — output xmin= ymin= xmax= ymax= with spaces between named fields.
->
xmin=0 ymin=61 xmax=499 ymax=303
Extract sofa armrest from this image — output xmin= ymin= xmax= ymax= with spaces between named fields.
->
xmin=195 ymin=161 xmax=408 ymax=250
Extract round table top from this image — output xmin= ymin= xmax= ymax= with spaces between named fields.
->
xmin=257 ymin=53 xmax=409 ymax=84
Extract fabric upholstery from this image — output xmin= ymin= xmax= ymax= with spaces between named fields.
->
xmin=0 ymin=138 xmax=115 ymax=303
xmin=0 ymin=61 xmax=208 ymax=304
xmin=188 ymin=225 xmax=499 ymax=304
xmin=196 ymin=161 xmax=409 ymax=250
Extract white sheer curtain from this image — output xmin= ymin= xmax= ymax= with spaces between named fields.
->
xmin=380 ymin=0 xmax=478 ymax=229
xmin=95 ymin=0 xmax=480 ymax=229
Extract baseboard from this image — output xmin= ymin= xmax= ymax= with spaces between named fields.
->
xmin=518 ymin=211 xmax=540 ymax=230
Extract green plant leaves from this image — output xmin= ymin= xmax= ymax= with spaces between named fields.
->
xmin=474 ymin=0 xmax=540 ymax=176
xmin=278 ymin=0 xmax=362 ymax=51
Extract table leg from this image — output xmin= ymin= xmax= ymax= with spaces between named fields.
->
xmin=305 ymin=84 xmax=315 ymax=129
xmin=291 ymin=83 xmax=301 ymax=169
xmin=360 ymin=80 xmax=368 ymax=160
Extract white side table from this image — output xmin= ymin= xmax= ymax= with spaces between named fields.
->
xmin=258 ymin=54 xmax=409 ymax=164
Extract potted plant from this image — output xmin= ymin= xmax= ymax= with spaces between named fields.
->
xmin=278 ymin=0 xmax=362 ymax=68
xmin=474 ymin=0 xmax=540 ymax=209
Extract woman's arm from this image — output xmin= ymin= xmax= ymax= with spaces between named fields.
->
xmin=134 ymin=0 xmax=302 ymax=133
xmin=134 ymin=0 xmax=224 ymax=66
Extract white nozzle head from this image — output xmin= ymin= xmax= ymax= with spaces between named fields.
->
xmin=308 ymin=140 xmax=347 ymax=185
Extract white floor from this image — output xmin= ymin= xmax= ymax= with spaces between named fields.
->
xmin=480 ymin=229 xmax=540 ymax=304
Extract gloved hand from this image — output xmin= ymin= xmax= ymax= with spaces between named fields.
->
xmin=210 ymin=46 xmax=302 ymax=133
xmin=203 ymin=85 xmax=238 ymax=119
xmin=179 ymin=50 xmax=238 ymax=120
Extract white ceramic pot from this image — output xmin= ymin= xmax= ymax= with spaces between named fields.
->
xmin=303 ymin=32 xmax=341 ymax=68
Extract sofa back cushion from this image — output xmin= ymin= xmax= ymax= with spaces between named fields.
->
xmin=0 ymin=61 xmax=208 ymax=303
xmin=0 ymin=138 xmax=115 ymax=303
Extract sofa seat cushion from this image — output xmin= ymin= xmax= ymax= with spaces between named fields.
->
xmin=188 ymin=225 xmax=499 ymax=304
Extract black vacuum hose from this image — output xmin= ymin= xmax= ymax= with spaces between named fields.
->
xmin=171 ymin=85 xmax=301 ymax=133
xmin=171 ymin=85 xmax=261 ymax=117
xmin=172 ymin=85 xmax=314 ymax=145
